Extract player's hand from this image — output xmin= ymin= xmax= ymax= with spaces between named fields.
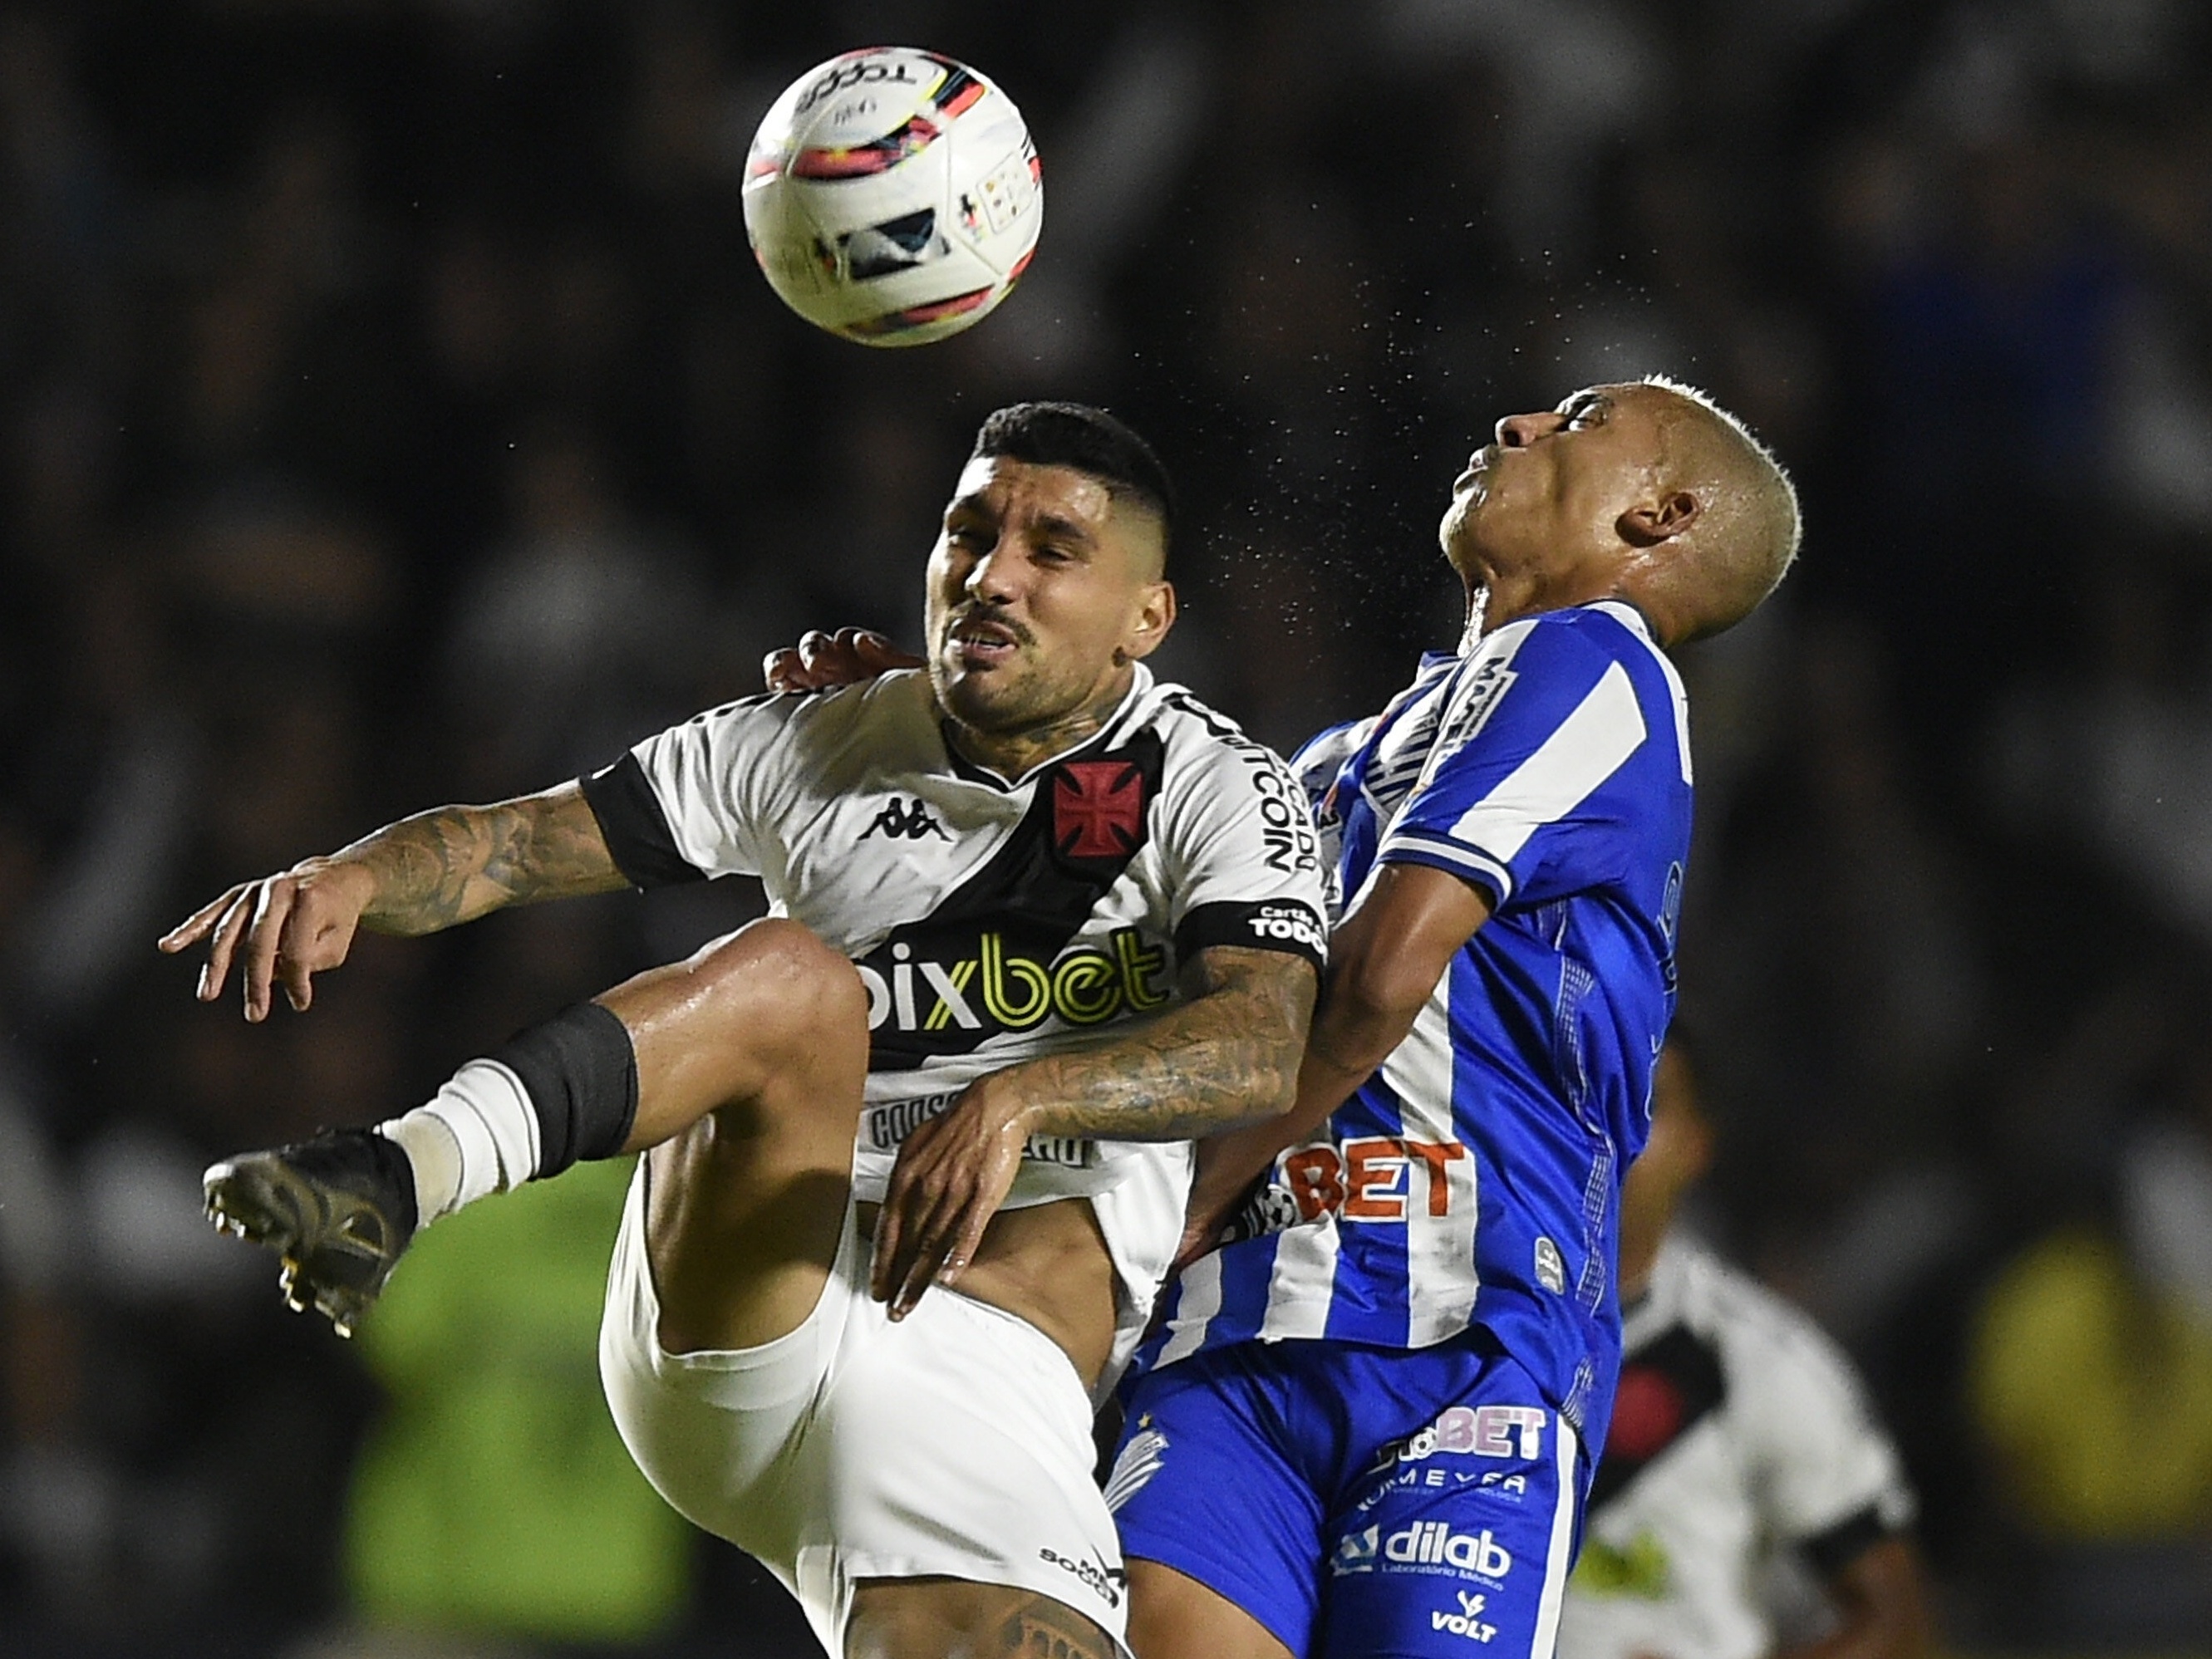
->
xmin=1169 ymin=1208 xmax=1236 ymax=1279
xmin=1168 ymin=1160 xmax=1264 ymax=1275
xmin=763 ymin=627 xmax=925 ymax=694
xmin=157 ymin=858 xmax=378 ymax=1022
xmin=871 ymin=1083 xmax=1030 ymax=1319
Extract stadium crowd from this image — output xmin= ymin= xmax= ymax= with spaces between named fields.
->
xmin=1 ymin=0 xmax=2209 ymax=1652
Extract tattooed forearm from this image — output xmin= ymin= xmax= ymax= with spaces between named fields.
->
xmin=333 ymin=783 xmax=626 ymax=935
xmin=987 ymin=945 xmax=1316 ymax=1142
xmin=997 ymin=1593 xmax=1117 ymax=1659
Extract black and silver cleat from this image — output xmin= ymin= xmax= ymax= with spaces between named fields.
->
xmin=204 ymin=1128 xmax=419 ymax=1338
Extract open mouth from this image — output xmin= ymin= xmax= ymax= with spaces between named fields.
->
xmin=1452 ymin=445 xmax=1499 ymax=495
xmin=946 ymin=613 xmax=1024 ymax=669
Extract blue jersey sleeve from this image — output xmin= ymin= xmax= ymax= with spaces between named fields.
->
xmin=1375 ymin=616 xmax=1655 ymax=910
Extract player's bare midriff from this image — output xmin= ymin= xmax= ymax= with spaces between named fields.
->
xmin=856 ymin=1195 xmax=1117 ymax=1388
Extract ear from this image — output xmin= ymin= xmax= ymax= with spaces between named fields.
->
xmin=1118 ymin=581 xmax=1177 ymax=664
xmin=1618 ymin=488 xmax=1699 ymax=547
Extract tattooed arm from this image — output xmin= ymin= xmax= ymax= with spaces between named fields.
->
xmin=872 ymin=945 xmax=1316 ymax=1313
xmin=159 ymin=783 xmax=626 ymax=1022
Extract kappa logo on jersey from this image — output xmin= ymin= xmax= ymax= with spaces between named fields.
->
xmin=1054 ymin=760 xmax=1146 ymax=860
xmin=1274 ymin=1136 xmax=1471 ymax=1223
xmin=860 ymin=797 xmax=950 ymax=842
xmin=1432 ymin=1591 xmax=1500 ymax=1643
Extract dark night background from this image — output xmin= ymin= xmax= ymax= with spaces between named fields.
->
xmin=2 ymin=1 xmax=2211 ymax=1653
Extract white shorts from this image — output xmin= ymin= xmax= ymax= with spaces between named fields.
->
xmin=597 ymin=1164 xmax=1129 ymax=1657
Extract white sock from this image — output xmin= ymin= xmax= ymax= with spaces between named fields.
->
xmin=376 ymin=1059 xmax=543 ymax=1226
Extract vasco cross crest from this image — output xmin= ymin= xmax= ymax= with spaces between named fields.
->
xmin=1053 ymin=761 xmax=1147 ymax=861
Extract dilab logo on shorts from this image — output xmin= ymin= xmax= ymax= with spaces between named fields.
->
xmin=1387 ymin=1522 xmax=1514 ymax=1581
xmin=1432 ymin=1591 xmax=1499 ymax=1643
xmin=1330 ymin=1523 xmax=1514 ymax=1583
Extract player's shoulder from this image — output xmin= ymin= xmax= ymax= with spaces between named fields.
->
xmin=651 ymin=671 xmax=939 ymax=783
xmin=1503 ymin=599 xmax=1673 ymax=677
xmin=734 ymin=669 xmax=936 ymax=740
xmin=1137 ymin=675 xmax=1300 ymax=778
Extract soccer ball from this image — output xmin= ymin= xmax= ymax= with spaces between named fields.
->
xmin=743 ymin=48 xmax=1042 ymax=347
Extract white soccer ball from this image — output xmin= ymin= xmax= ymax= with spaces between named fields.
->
xmin=743 ymin=48 xmax=1042 ymax=347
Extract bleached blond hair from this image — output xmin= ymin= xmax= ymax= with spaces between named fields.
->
xmin=1632 ymin=373 xmax=1802 ymax=638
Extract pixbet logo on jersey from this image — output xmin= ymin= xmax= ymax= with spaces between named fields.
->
xmin=854 ymin=927 xmax=1171 ymax=1046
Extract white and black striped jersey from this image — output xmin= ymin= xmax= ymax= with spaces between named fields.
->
xmin=1557 ymin=1234 xmax=1917 ymax=1659
xmin=578 ymin=665 xmax=1328 ymax=1372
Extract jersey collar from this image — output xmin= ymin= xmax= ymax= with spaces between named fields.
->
xmin=940 ymin=665 xmax=1154 ymax=792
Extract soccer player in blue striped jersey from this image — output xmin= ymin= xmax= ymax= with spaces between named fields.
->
xmin=1106 ymin=377 xmax=1802 ymax=1659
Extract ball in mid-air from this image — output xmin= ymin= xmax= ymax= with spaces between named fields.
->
xmin=743 ymin=48 xmax=1041 ymax=347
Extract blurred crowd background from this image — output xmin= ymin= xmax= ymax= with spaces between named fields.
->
xmin=3 ymin=0 xmax=2211 ymax=1653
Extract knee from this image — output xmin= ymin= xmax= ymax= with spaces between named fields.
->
xmin=689 ymin=918 xmax=868 ymax=1053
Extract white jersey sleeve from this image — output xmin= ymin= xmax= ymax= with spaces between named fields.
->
xmin=1152 ymin=692 xmax=1328 ymax=968
xmin=581 ymin=693 xmax=805 ymax=886
xmin=1738 ymin=1300 xmax=1918 ymax=1567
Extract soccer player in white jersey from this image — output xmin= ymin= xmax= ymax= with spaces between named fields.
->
xmin=1094 ymin=378 xmax=1803 ymax=1659
xmin=1559 ymin=1035 xmax=1932 ymax=1659
xmin=160 ymin=405 xmax=1328 ymax=1659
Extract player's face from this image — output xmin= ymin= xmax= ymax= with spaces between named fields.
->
xmin=924 ymin=457 xmax=1173 ymax=743
xmin=1440 ymin=383 xmax=1670 ymax=586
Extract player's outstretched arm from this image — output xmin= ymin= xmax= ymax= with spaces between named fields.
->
xmin=1177 ymin=861 xmax=1493 ymax=1265
xmin=872 ymin=944 xmax=1316 ymax=1318
xmin=158 ymin=783 xmax=627 ymax=1022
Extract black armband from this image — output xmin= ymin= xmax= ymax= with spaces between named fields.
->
xmin=1174 ymin=899 xmax=1327 ymax=969
xmin=1802 ymin=1501 xmax=1903 ymax=1579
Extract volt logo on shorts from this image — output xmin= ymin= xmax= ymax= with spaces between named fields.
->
xmin=1038 ymin=1547 xmax=1124 ymax=1609
xmin=1432 ymin=1591 xmax=1499 ymax=1643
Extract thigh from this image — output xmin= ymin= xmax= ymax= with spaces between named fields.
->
xmin=1110 ymin=1351 xmax=1332 ymax=1658
xmin=1318 ymin=1352 xmax=1584 ymax=1659
xmin=849 ymin=1577 xmax=1118 ymax=1659
xmin=626 ymin=921 xmax=873 ymax=1353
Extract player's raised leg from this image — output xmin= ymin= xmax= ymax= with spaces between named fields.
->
xmin=205 ymin=915 xmax=868 ymax=1343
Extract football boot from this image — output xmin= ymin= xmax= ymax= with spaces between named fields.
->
xmin=204 ymin=1128 xmax=418 ymax=1338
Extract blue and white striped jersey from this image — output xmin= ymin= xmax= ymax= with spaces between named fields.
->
xmin=1146 ymin=600 xmax=1693 ymax=1447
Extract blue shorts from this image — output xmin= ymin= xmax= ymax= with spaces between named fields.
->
xmin=1107 ymin=1333 xmax=1586 ymax=1658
